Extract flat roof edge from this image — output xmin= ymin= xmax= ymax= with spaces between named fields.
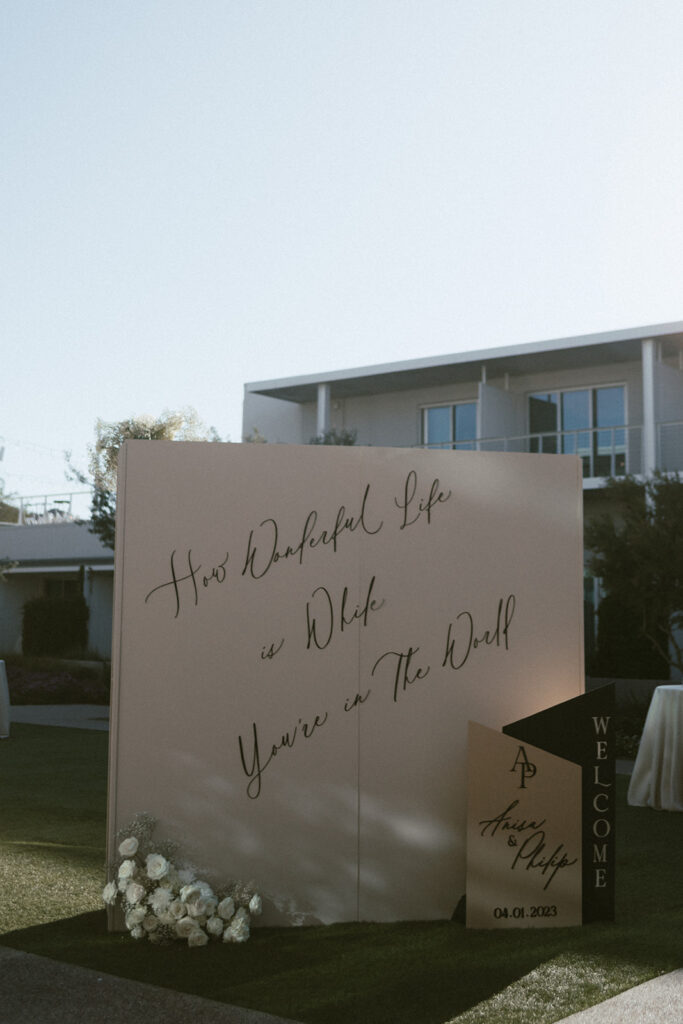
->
xmin=245 ymin=320 xmax=683 ymax=393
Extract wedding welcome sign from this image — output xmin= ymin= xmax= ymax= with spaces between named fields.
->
xmin=467 ymin=724 xmax=583 ymax=928
xmin=466 ymin=685 xmax=616 ymax=928
xmin=108 ymin=441 xmax=584 ymax=926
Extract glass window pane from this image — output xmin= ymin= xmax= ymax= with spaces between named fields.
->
xmin=529 ymin=393 xmax=559 ymax=433
xmin=561 ymin=390 xmax=590 ymax=431
xmin=425 ymin=406 xmax=451 ymax=448
xmin=595 ymin=387 xmax=625 ymax=427
xmin=594 ymin=426 xmax=627 ymax=477
xmin=562 ymin=429 xmax=591 ymax=476
xmin=593 ymin=388 xmax=626 ymax=476
xmin=454 ymin=403 xmax=477 ymax=442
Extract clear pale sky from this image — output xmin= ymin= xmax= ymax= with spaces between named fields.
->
xmin=3 ymin=1 xmax=683 ymax=516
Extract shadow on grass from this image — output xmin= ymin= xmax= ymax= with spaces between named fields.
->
xmin=2 ymin=908 xmax=681 ymax=1024
xmin=0 ymin=912 xmax=557 ymax=1024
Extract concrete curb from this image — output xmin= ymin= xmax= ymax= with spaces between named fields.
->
xmin=9 ymin=705 xmax=110 ymax=731
xmin=554 ymin=968 xmax=683 ymax=1023
xmin=0 ymin=946 xmax=302 ymax=1024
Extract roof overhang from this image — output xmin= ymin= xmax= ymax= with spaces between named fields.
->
xmin=7 ymin=561 xmax=114 ymax=574
xmin=245 ymin=321 xmax=683 ymax=404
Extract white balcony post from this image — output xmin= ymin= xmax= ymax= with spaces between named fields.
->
xmin=316 ymin=383 xmax=331 ymax=439
xmin=642 ymin=338 xmax=657 ymax=477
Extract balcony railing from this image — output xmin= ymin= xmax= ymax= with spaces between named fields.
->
xmin=422 ymin=425 xmax=643 ymax=478
xmin=9 ymin=491 xmax=92 ymax=525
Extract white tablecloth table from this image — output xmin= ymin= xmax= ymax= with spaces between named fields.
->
xmin=0 ymin=660 xmax=10 ymax=739
xmin=627 ymin=684 xmax=683 ymax=811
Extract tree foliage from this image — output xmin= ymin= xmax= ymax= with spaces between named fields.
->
xmin=585 ymin=473 xmax=683 ymax=676
xmin=22 ymin=593 xmax=89 ymax=657
xmin=243 ymin=427 xmax=267 ymax=443
xmin=309 ymin=427 xmax=357 ymax=445
xmin=0 ymin=558 xmax=18 ymax=583
xmin=72 ymin=409 xmax=221 ymax=550
xmin=0 ymin=485 xmax=19 ymax=523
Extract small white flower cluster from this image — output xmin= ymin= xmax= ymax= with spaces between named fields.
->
xmin=103 ymin=816 xmax=262 ymax=947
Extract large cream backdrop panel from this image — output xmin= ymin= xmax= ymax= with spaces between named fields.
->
xmin=108 ymin=441 xmax=584 ymax=925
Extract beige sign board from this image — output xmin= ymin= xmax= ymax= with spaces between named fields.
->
xmin=466 ymin=723 xmax=582 ymax=928
xmin=108 ymin=442 xmax=584 ymax=925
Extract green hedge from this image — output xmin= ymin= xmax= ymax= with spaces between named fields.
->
xmin=22 ymin=595 xmax=89 ymax=657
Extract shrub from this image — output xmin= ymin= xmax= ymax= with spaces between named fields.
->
xmin=2 ymin=654 xmax=110 ymax=705
xmin=22 ymin=595 xmax=89 ymax=657
xmin=588 ymin=594 xmax=668 ymax=680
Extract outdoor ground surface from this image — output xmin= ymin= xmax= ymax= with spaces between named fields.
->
xmin=0 ymin=723 xmax=681 ymax=1024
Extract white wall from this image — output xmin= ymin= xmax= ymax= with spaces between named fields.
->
xmin=340 ymin=382 xmax=479 ymax=448
xmin=87 ymin=571 xmax=114 ymax=658
xmin=478 ymin=382 xmax=526 ymax=440
xmin=242 ymin=392 xmax=305 ymax=443
xmin=655 ymin=359 xmax=683 ymax=422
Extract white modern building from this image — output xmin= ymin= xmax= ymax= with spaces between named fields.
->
xmin=0 ymin=522 xmax=114 ymax=657
xmin=242 ymin=322 xmax=683 ymax=483
xmin=243 ymin=321 xmax=683 ymax=674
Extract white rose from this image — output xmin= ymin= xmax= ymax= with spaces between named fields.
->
xmin=248 ymin=894 xmax=262 ymax=916
xmin=156 ymin=911 xmax=175 ymax=926
xmin=125 ymin=907 xmax=146 ymax=929
xmin=224 ymin=909 xmax=250 ymax=943
xmin=145 ymin=853 xmax=170 ymax=881
xmin=223 ymin=921 xmax=249 ymax=943
xmin=187 ymin=897 xmax=215 ymax=918
xmin=159 ymin=867 xmax=179 ymax=890
xmin=180 ymin=883 xmax=201 ymax=904
xmin=217 ymin=897 xmax=235 ymax=921
xmin=118 ymin=836 xmax=139 ymax=858
xmin=130 ymin=925 xmax=145 ymax=940
xmin=168 ymin=900 xmax=186 ymax=920
xmin=175 ymin=916 xmax=200 ymax=939
xmin=102 ymin=881 xmax=118 ymax=905
xmin=143 ymin=914 xmax=160 ymax=932
xmin=118 ymin=859 xmax=137 ymax=880
xmin=206 ymin=915 xmax=224 ymax=937
xmin=187 ymin=928 xmax=209 ymax=947
xmin=125 ymin=882 xmax=146 ymax=905
xmin=180 ymin=880 xmax=212 ymax=904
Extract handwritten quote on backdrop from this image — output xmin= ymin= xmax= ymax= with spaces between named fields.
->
xmin=108 ymin=441 xmax=584 ymax=925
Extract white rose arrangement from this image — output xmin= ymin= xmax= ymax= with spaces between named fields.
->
xmin=103 ymin=813 xmax=262 ymax=947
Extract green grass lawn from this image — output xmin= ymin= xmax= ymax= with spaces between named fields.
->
xmin=1 ymin=723 xmax=681 ymax=1024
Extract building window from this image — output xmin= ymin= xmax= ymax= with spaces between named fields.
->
xmin=528 ymin=386 xmax=626 ymax=477
xmin=423 ymin=402 xmax=477 ymax=449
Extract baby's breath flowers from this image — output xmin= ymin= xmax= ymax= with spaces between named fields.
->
xmin=103 ymin=813 xmax=261 ymax=947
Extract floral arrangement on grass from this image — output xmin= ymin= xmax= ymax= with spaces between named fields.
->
xmin=102 ymin=812 xmax=261 ymax=946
